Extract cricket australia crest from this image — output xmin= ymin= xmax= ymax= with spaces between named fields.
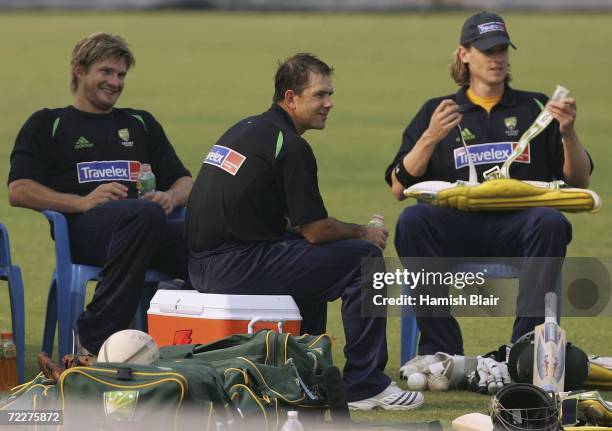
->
xmin=118 ymin=128 xmax=134 ymax=147
xmin=504 ymin=117 xmax=519 ymax=137
xmin=103 ymin=390 xmax=139 ymax=421
xmin=118 ymin=128 xmax=130 ymax=141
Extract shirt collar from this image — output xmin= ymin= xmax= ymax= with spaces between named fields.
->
xmin=268 ymin=103 xmax=298 ymax=134
xmin=455 ymin=83 xmax=517 ymax=111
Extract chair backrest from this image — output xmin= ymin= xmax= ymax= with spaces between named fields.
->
xmin=0 ymin=223 xmax=14 ymax=268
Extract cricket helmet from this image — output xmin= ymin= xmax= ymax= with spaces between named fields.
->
xmin=490 ymin=383 xmax=561 ymax=430
xmin=507 ymin=332 xmax=588 ymax=391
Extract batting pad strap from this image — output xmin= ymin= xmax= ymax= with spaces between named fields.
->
xmin=394 ymin=162 xmax=421 ymax=188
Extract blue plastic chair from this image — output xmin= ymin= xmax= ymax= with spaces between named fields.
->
xmin=0 ymin=223 xmax=26 ymax=383
xmin=41 ymin=208 xmax=185 ymax=360
xmin=400 ymin=263 xmax=521 ymax=364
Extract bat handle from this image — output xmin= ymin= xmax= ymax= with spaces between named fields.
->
xmin=544 ymin=291 xmax=558 ymax=321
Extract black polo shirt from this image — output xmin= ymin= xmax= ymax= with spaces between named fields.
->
xmin=186 ymin=104 xmax=328 ymax=252
xmin=385 ymin=85 xmax=578 ymax=187
xmin=9 ymin=106 xmax=190 ymax=198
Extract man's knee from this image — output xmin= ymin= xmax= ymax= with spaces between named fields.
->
xmin=396 ymin=205 xmax=438 ymax=236
xmin=395 ymin=205 xmax=441 ymax=254
xmin=121 ymin=199 xmax=167 ymax=230
xmin=526 ymin=207 xmax=572 ymax=242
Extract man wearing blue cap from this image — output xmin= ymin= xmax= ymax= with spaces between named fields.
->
xmin=385 ymin=12 xmax=592 ymax=356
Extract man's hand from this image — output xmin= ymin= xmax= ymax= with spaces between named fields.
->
xmin=361 ymin=225 xmax=388 ymax=250
xmin=141 ymin=190 xmax=176 ymax=214
xmin=79 ymin=182 xmax=128 ymax=212
xmin=547 ymin=97 xmax=577 ymax=141
xmin=422 ymin=99 xmax=463 ymax=144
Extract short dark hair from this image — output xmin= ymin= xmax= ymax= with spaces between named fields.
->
xmin=273 ymin=53 xmax=334 ymax=102
xmin=70 ymin=33 xmax=135 ymax=93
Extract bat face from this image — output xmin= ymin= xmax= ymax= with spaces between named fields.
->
xmin=553 ymin=336 xmax=566 ymax=382
xmin=534 ymin=317 xmax=566 ymax=392
xmin=536 ymin=333 xmax=547 ymax=380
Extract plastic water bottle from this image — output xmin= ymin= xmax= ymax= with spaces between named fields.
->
xmin=0 ymin=336 xmax=4 ymax=391
xmin=280 ymin=410 xmax=304 ymax=431
xmin=368 ymin=214 xmax=385 ymax=228
xmin=0 ymin=332 xmax=18 ymax=391
xmin=137 ymin=163 xmax=156 ymax=198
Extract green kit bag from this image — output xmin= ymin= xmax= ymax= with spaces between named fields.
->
xmin=0 ymin=373 xmax=58 ymax=411
xmin=56 ymin=361 xmax=236 ymax=431
xmin=160 ymin=330 xmax=349 ymax=431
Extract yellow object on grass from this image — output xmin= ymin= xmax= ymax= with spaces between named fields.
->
xmin=564 ymin=428 xmax=612 ymax=430
xmin=563 ymin=389 xmax=612 ymax=427
xmin=585 ymin=363 xmax=612 ymax=390
xmin=403 ymin=178 xmax=601 ymax=213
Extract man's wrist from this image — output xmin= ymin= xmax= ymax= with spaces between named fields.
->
xmin=419 ymin=130 xmax=439 ymax=148
xmin=394 ymin=161 xmax=421 ymax=188
xmin=356 ymin=224 xmax=367 ymax=240
xmin=562 ymin=130 xmax=579 ymax=147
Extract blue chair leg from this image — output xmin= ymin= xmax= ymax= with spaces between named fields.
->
xmin=7 ymin=265 xmax=25 ymax=383
xmin=42 ymin=278 xmax=58 ymax=357
xmin=57 ymin=268 xmax=91 ymax=359
xmin=400 ymin=314 xmax=419 ymax=365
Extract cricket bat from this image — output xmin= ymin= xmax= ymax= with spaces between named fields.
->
xmin=451 ymin=413 xmax=492 ymax=431
xmin=533 ymin=291 xmax=566 ymax=392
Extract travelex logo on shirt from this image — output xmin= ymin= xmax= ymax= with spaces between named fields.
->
xmin=77 ymin=160 xmax=141 ymax=183
xmin=203 ymin=145 xmax=246 ymax=176
xmin=454 ymin=142 xmax=530 ymax=170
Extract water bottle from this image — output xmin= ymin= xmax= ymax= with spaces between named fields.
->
xmin=280 ymin=410 xmax=304 ymax=431
xmin=136 ymin=163 xmax=156 ymax=198
xmin=368 ymin=214 xmax=385 ymax=228
xmin=0 ymin=336 xmax=4 ymax=391
xmin=0 ymin=332 xmax=18 ymax=391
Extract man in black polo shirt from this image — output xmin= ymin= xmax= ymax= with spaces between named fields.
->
xmin=8 ymin=33 xmax=192 ymax=355
xmin=187 ymin=53 xmax=424 ymax=410
xmin=386 ymin=12 xmax=592 ymax=356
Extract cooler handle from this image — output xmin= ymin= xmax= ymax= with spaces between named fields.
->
xmin=247 ymin=317 xmax=284 ymax=334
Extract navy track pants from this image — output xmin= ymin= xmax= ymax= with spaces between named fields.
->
xmin=188 ymin=237 xmax=390 ymax=402
xmin=68 ymin=199 xmax=188 ymax=353
xmin=394 ymin=204 xmax=572 ymax=355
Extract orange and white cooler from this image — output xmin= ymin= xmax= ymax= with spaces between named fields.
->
xmin=147 ymin=290 xmax=302 ymax=347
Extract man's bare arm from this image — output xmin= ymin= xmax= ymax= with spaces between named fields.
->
xmin=547 ymin=98 xmax=591 ymax=188
xmin=8 ymin=178 xmax=128 ymax=213
xmin=301 ymin=217 xmax=388 ymax=250
xmin=390 ymin=100 xmax=462 ymax=200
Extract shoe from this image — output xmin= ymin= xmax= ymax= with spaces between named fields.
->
xmin=347 ymin=382 xmax=424 ymax=411
xmin=73 ymin=331 xmax=97 ymax=359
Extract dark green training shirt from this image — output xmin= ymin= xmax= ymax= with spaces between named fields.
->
xmin=9 ymin=106 xmax=190 ymax=199
xmin=186 ymin=104 xmax=328 ymax=251
xmin=385 ymin=85 xmax=592 ymax=187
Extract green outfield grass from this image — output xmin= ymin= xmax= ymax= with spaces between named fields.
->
xmin=0 ymin=11 xmax=611 ymax=427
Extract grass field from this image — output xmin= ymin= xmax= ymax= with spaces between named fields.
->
xmin=0 ymin=11 xmax=611 ymax=428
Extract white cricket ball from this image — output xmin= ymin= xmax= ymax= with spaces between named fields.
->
xmin=97 ymin=329 xmax=160 ymax=365
xmin=427 ymin=374 xmax=449 ymax=391
xmin=407 ymin=372 xmax=428 ymax=391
